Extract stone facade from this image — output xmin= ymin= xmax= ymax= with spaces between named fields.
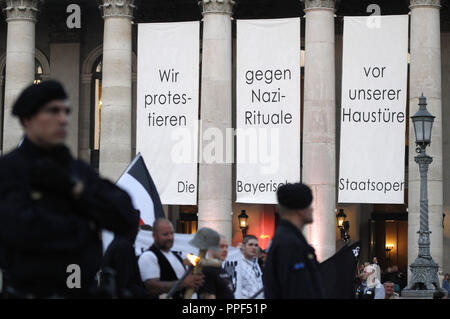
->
xmin=0 ymin=0 xmax=449 ymax=277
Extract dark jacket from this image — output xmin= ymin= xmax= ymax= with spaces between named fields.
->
xmin=263 ymin=219 xmax=325 ymax=299
xmin=0 ymin=137 xmax=139 ymax=298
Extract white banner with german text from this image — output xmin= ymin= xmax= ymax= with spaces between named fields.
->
xmin=338 ymin=16 xmax=408 ymax=203
xmin=137 ymin=22 xmax=199 ymax=205
xmin=236 ymin=18 xmax=301 ymax=204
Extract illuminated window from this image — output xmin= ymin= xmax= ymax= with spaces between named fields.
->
xmin=34 ymin=60 xmax=43 ymax=84
xmin=91 ymin=57 xmax=102 ymax=170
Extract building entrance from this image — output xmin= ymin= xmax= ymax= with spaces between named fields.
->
xmin=369 ymin=210 xmax=408 ymax=286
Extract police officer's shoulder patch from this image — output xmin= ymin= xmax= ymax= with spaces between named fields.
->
xmin=293 ymin=262 xmax=305 ymax=270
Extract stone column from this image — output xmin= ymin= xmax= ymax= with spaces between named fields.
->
xmin=2 ymin=0 xmax=40 ymax=152
xmin=50 ymin=43 xmax=80 ymax=156
xmin=408 ymin=0 xmax=443 ymax=275
xmin=98 ymin=0 xmax=135 ymax=181
xmin=198 ymin=0 xmax=234 ymax=242
xmin=302 ymin=0 xmax=336 ymax=261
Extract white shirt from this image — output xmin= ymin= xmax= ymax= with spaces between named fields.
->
xmin=138 ymin=250 xmax=186 ymax=281
xmin=235 ymin=253 xmax=264 ymax=299
xmin=372 ymin=263 xmax=381 ymax=282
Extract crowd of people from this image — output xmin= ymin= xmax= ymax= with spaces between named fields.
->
xmin=0 ymin=80 xmax=448 ymax=300
xmin=355 ymin=258 xmax=404 ymax=299
xmin=356 ymin=258 xmax=449 ymax=299
xmin=0 ymin=80 xmax=325 ymax=299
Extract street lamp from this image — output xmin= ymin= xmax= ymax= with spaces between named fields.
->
xmin=238 ymin=210 xmax=249 ymax=237
xmin=403 ymin=95 xmax=442 ymax=297
xmin=336 ymin=209 xmax=350 ymax=241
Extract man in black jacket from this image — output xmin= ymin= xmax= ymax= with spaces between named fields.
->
xmin=0 ymin=80 xmax=139 ymax=298
xmin=263 ymin=182 xmax=325 ymax=299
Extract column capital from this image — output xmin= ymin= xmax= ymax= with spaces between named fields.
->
xmin=410 ymin=0 xmax=440 ymax=9
xmin=200 ymin=0 xmax=235 ymax=15
xmin=3 ymin=0 xmax=42 ymax=23
xmin=99 ymin=0 xmax=136 ymax=19
xmin=301 ymin=0 xmax=335 ymax=11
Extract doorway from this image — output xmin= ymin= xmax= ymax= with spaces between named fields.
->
xmin=369 ymin=212 xmax=408 ymax=274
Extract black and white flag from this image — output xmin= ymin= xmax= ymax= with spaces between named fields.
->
xmin=103 ymin=153 xmax=165 ymax=252
xmin=115 ymin=153 xmax=165 ymax=226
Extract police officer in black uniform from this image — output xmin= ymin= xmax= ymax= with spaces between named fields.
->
xmin=0 ymin=80 xmax=139 ymax=298
xmin=263 ymin=183 xmax=325 ymax=299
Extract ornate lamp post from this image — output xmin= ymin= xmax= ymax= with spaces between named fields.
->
xmin=238 ymin=210 xmax=249 ymax=238
xmin=336 ymin=209 xmax=350 ymax=242
xmin=402 ymin=95 xmax=443 ymax=297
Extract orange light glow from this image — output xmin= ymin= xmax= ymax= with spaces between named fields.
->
xmin=258 ymin=208 xmax=275 ymax=250
xmin=385 ymin=244 xmax=394 ymax=250
xmin=187 ymin=254 xmax=200 ymax=266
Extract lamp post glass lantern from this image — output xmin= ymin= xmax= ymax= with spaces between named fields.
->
xmin=238 ymin=210 xmax=249 ymax=237
xmin=411 ymin=94 xmax=435 ymax=149
xmin=402 ymin=95 xmax=443 ymax=297
xmin=336 ymin=209 xmax=346 ymax=228
xmin=336 ymin=209 xmax=350 ymax=241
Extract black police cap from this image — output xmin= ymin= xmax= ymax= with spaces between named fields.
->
xmin=277 ymin=182 xmax=313 ymax=210
xmin=12 ymin=80 xmax=68 ymax=119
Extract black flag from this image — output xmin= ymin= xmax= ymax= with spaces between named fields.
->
xmin=319 ymin=241 xmax=361 ymax=299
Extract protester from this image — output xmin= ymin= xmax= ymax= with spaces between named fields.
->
xmin=382 ymin=266 xmax=393 ymax=283
xmin=355 ymin=263 xmax=366 ymax=289
xmin=365 ymin=264 xmax=385 ymax=299
xmin=371 ymin=257 xmax=382 ymax=282
xmin=383 ymin=281 xmax=400 ymax=299
xmin=100 ymin=230 xmax=149 ymax=298
xmin=356 ymin=262 xmax=385 ymax=299
xmin=137 ymin=218 xmax=204 ymax=299
xmin=0 ymin=80 xmax=140 ymax=298
xmin=356 ymin=263 xmax=372 ymax=299
xmin=234 ymin=235 xmax=264 ymax=299
xmin=263 ymin=182 xmax=325 ymax=299
xmin=442 ymin=273 xmax=449 ymax=294
xmin=257 ymin=247 xmax=267 ymax=272
xmin=390 ymin=265 xmax=403 ymax=292
xmin=198 ymin=235 xmax=234 ymax=299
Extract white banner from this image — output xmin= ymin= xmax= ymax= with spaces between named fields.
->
xmin=137 ymin=22 xmax=199 ymax=205
xmin=236 ymin=18 xmax=301 ymax=204
xmin=338 ymin=16 xmax=408 ymax=203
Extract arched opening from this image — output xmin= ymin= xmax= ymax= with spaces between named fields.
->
xmin=90 ymin=56 xmax=102 ymax=170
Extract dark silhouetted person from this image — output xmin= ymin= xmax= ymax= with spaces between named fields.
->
xmin=263 ymin=182 xmax=325 ymax=299
xmin=199 ymin=235 xmax=234 ymax=299
xmin=0 ymin=80 xmax=139 ymax=298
